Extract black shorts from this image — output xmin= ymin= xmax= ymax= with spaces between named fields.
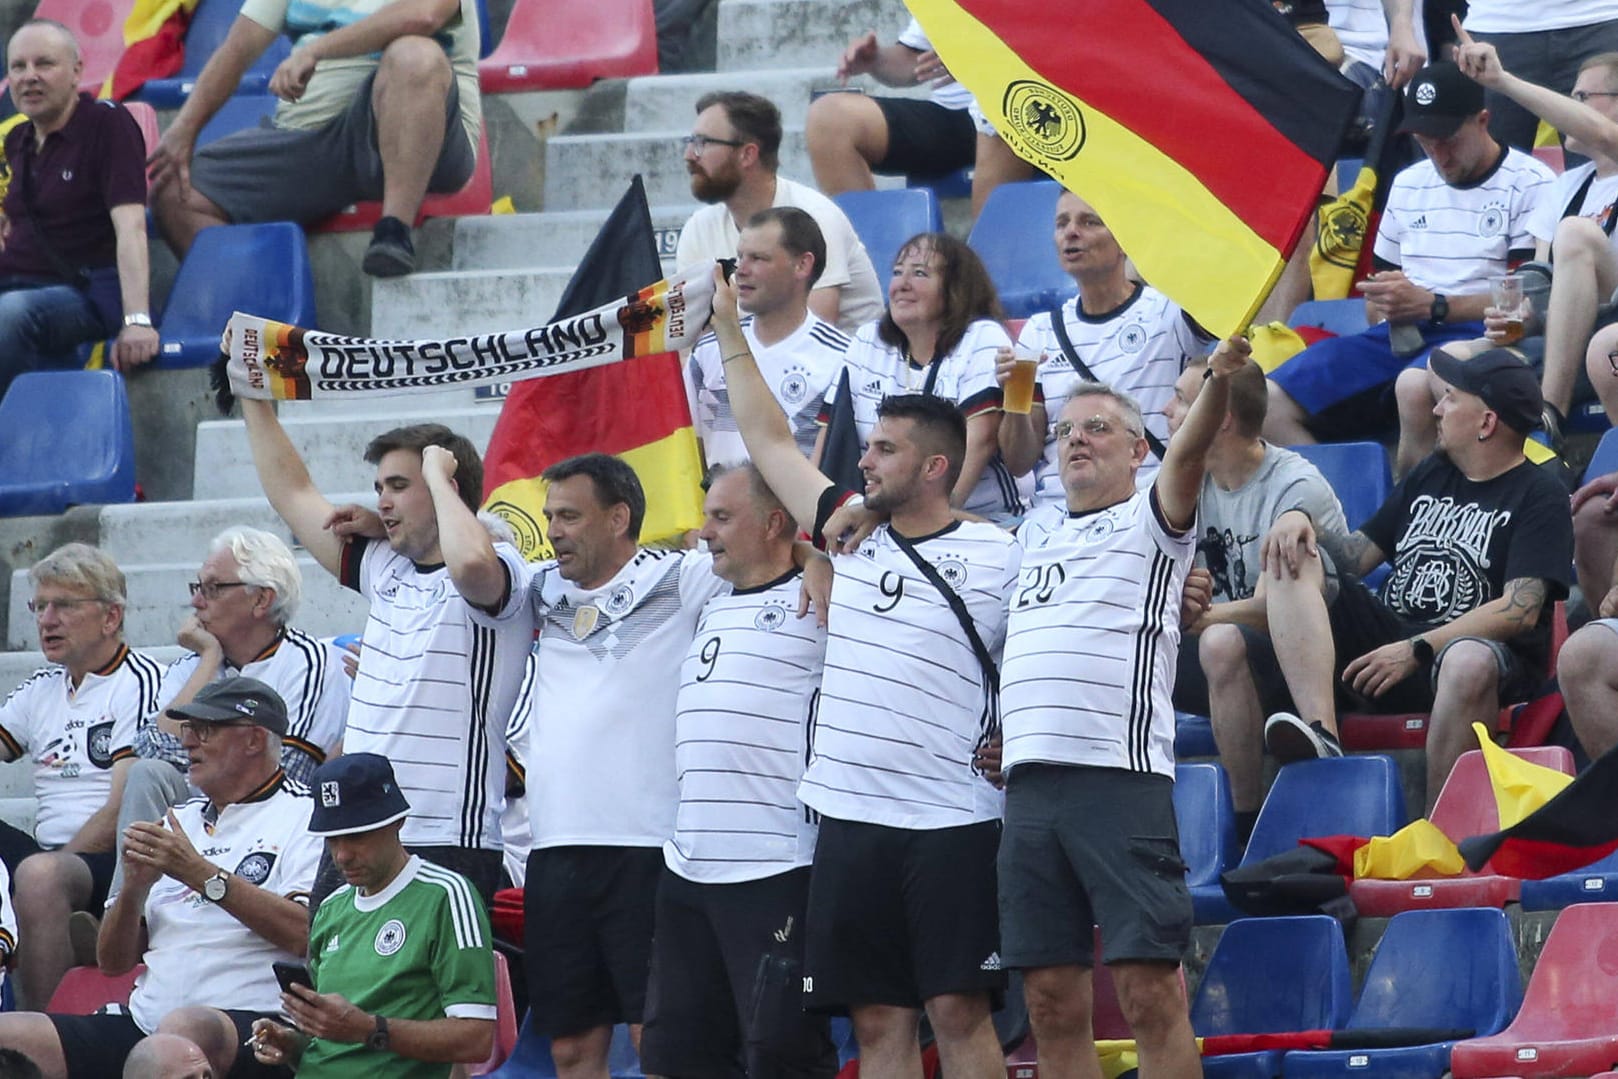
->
xmin=803 ymin=818 xmax=1004 ymax=1014
xmin=640 ymin=867 xmax=836 ymax=1079
xmin=0 ymin=826 xmax=117 ymax=916
xmin=872 ymin=97 xmax=976 ymax=176
xmin=50 ymin=1008 xmax=289 ymax=1079
xmin=999 ymin=765 xmax=1191 ymax=969
xmin=525 ymin=845 xmax=663 ymax=1037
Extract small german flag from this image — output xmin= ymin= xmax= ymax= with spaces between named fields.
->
xmin=907 ymin=0 xmax=1361 ymax=337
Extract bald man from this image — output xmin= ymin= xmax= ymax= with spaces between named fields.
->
xmin=122 ymin=1035 xmax=210 ymax=1079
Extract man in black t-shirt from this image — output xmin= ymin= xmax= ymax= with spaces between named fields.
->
xmin=1218 ymin=348 xmax=1573 ymax=815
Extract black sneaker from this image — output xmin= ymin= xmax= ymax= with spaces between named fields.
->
xmin=1540 ymin=402 xmax=1567 ymax=457
xmin=1264 ymin=712 xmax=1344 ymax=763
xmin=362 ymin=215 xmax=415 ymax=278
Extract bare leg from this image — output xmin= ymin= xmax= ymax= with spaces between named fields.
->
xmin=1560 ymin=623 xmax=1618 ymax=760
xmin=1544 ymin=217 xmax=1618 ymax=416
xmin=1393 ymin=365 xmax=1439 ymax=481
xmin=1261 ymin=381 xmax=1316 ymax=447
xmin=13 ymin=851 xmax=93 ymax=1009
xmin=1574 ymin=493 xmax=1618 ymax=607
xmin=850 ymin=1004 xmax=924 ymax=1079
xmin=1112 ymin=962 xmax=1199 ymax=1079
xmin=150 ymin=179 xmax=230 ymax=258
xmin=1202 ymin=626 xmax=1266 ymax=814
xmin=924 ymin=991 xmax=1006 ymax=1079
xmin=970 ymin=133 xmax=1035 ymax=219
xmin=1265 ymin=555 xmax=1339 ymax=738
xmin=371 ymin=36 xmax=456 ymax=223
xmin=0 ymin=1013 xmax=69 ymax=1079
xmin=551 ymin=1024 xmax=614 ymax=1079
xmin=1021 ymin=965 xmax=1104 ymax=1079
xmin=1424 ymin=641 xmax=1503 ymax=815
xmin=806 ymin=92 xmax=888 ymax=195
xmin=1588 ymin=322 xmax=1618 ymax=421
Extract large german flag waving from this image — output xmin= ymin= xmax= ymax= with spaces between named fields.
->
xmin=907 ymin=0 xmax=1362 ymax=337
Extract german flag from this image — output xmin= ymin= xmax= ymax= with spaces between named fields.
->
xmin=906 ymin=0 xmax=1361 ymax=337
xmin=106 ymin=0 xmax=200 ymax=100
xmin=1460 ymin=737 xmax=1618 ymax=880
xmin=481 ymin=177 xmax=705 ymax=559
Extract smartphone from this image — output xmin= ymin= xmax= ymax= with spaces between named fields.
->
xmin=272 ymin=961 xmax=313 ymax=994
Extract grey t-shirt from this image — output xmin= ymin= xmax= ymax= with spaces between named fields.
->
xmin=1196 ymin=443 xmax=1351 ymax=603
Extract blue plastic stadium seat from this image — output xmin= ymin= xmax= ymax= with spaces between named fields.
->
xmin=1175 ymin=710 xmax=1219 ymax=758
xmin=158 ymin=222 xmax=318 ymax=369
xmin=1585 ymin=427 xmax=1618 ymax=483
xmin=1289 ymin=298 xmax=1370 ymax=338
xmin=966 ymin=180 xmax=1073 ymax=319
xmin=1175 ymin=762 xmax=1239 ymax=925
xmin=1520 ymin=848 xmax=1618 ymax=911
xmin=907 ymin=165 xmax=973 ymax=200
xmin=134 ymin=0 xmax=291 ymax=106
xmin=1288 ymin=441 xmax=1391 ymax=531
xmin=1191 ymin=915 xmax=1353 ymax=1079
xmin=1282 ymin=908 xmax=1523 ymax=1079
xmin=195 ymin=93 xmax=279 ymax=150
xmin=832 ymin=189 xmax=943 ymax=296
xmin=0 ymin=371 xmax=136 ymax=516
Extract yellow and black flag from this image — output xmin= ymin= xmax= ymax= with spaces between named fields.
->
xmin=906 ymin=0 xmax=1362 ymax=337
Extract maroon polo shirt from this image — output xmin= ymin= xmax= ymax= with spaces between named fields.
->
xmin=0 ymin=92 xmax=146 ymax=278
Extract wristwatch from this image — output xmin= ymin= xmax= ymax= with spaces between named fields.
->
xmin=1429 ymin=294 xmax=1449 ymax=324
xmin=202 ymin=870 xmax=229 ymax=903
xmin=366 ymin=1014 xmax=390 ymax=1052
xmin=122 ymin=312 xmax=153 ymax=329
xmin=1410 ymin=636 xmax=1435 ymax=665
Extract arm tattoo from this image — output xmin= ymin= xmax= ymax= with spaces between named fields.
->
xmin=1341 ymin=531 xmax=1377 ymax=574
xmin=1501 ymin=577 xmax=1548 ymax=628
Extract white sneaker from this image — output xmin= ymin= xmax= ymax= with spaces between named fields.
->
xmin=1265 ymin=712 xmax=1344 ymax=763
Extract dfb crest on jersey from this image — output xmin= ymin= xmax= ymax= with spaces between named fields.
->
xmin=375 ymin=918 xmax=407 ymax=956
xmin=754 ymin=605 xmax=787 ymax=632
xmin=780 ymin=371 xmax=808 ymax=404
xmin=936 ymin=560 xmax=968 ymax=590
xmin=235 ymin=851 xmax=276 ymax=885
xmin=87 ymin=722 xmax=114 ymax=769
xmin=604 ymin=584 xmax=635 ymax=616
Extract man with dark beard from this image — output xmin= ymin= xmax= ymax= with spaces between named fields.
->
xmin=674 ymin=90 xmax=883 ymax=333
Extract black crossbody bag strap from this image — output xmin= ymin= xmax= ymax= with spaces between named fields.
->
xmin=1047 ymin=305 xmax=1168 ymax=462
xmin=887 ymin=530 xmax=1001 ymax=759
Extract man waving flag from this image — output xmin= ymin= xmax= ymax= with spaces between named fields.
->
xmin=907 ymin=0 xmax=1362 ymax=336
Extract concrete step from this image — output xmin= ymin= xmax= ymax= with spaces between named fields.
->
xmin=190 ymin=406 xmax=502 ymax=502
xmin=716 ymin=0 xmax=911 ymax=73
xmin=370 ymin=266 xmax=579 ymax=341
xmin=451 ymin=205 xmax=697 ymax=273
xmin=622 ymin=67 xmax=914 ymax=133
xmin=94 ymin=494 xmax=374 ymax=567
xmin=9 ymin=560 xmax=370 ymax=651
xmin=544 ymin=128 xmax=812 ymax=212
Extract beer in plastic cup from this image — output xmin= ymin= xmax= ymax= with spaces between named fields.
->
xmin=1491 ymin=275 xmax=1527 ymax=345
xmin=1004 ymin=348 xmax=1039 ymax=415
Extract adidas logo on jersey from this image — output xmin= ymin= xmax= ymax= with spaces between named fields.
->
xmin=862 ymin=379 xmax=884 ymax=394
xmin=980 ymin=952 xmax=1002 ymax=971
xmin=1410 ymin=214 xmax=1428 ymax=230
xmin=325 ymin=934 xmax=341 ymax=952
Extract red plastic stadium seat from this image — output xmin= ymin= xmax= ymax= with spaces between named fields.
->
xmin=469 ymin=950 xmax=518 ymax=1076
xmin=309 ymin=128 xmax=492 ymax=233
xmin=33 ymin=0 xmax=137 ymax=93
xmin=477 ymin=0 xmax=656 ymax=92
xmin=46 ymin=964 xmax=144 ymax=1014
xmin=123 ymin=100 xmax=159 ymax=156
xmin=1532 ymin=145 xmax=1566 ymax=174
xmin=1450 ymin=902 xmax=1618 ymax=1077
xmin=1349 ymin=746 xmax=1573 ymax=916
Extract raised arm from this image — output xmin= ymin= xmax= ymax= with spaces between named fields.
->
xmin=239 ymin=398 xmax=344 ymax=577
xmin=708 ymin=266 xmax=837 ymax=530
xmin=421 ymin=445 xmax=507 ymax=609
xmin=1454 ymin=16 xmax=1618 ymax=161
xmin=1154 ymin=337 xmax=1250 ymax=530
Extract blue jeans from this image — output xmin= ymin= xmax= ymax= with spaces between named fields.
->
xmin=0 ymin=276 xmax=112 ymax=403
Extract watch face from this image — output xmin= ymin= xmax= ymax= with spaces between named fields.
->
xmin=204 ymin=875 xmax=227 ymax=901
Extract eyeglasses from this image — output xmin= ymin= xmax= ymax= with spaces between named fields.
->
xmin=1609 ymin=348 xmax=1618 ymax=378
xmin=1053 ymin=416 xmax=1142 ymax=442
xmin=1573 ymin=90 xmax=1618 ymax=103
xmin=26 ymin=597 xmax=106 ymax=615
xmin=177 ymin=719 xmax=255 ymax=743
xmin=188 ymin=580 xmax=251 ymax=600
xmin=681 ymin=134 xmax=745 ymax=153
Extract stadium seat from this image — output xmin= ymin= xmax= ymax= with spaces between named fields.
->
xmin=1174 ymin=710 xmax=1219 ymax=758
xmin=1175 ymin=761 xmax=1239 ymax=924
xmin=967 ymin=181 xmax=1073 ymax=319
xmin=33 ymin=0 xmax=137 ymax=93
xmin=478 ymin=0 xmax=656 ymax=92
xmin=469 ymin=950 xmax=519 ymax=1076
xmin=1449 ymin=902 xmax=1618 ymax=1078
xmin=908 ymin=165 xmax=973 ymax=201
xmin=831 ymin=1016 xmax=858 ymax=1067
xmin=1191 ymin=915 xmax=1353 ymax=1079
xmin=1349 ymin=746 xmax=1573 ymax=917
xmin=1287 ymin=441 xmax=1390 ymax=531
xmin=46 ymin=963 xmax=144 ymax=1014
xmin=1586 ymin=427 xmax=1618 ymax=483
xmin=194 ymin=92 xmax=279 ymax=150
xmin=1532 ymin=145 xmax=1567 ymax=175
xmin=157 ymin=222 xmax=317 ymax=368
xmin=0 ymin=370 xmax=136 ymax=516
xmin=1288 ymin=298 xmax=1369 ymax=337
xmin=134 ymin=0 xmax=292 ymax=106
xmin=310 ymin=127 xmax=492 ymax=232
xmin=124 ymin=100 xmax=159 ymax=155
xmin=1520 ymin=848 xmax=1618 ymax=912
xmin=1282 ymin=907 xmax=1522 ymax=1079
xmin=832 ymin=189 xmax=942 ymax=295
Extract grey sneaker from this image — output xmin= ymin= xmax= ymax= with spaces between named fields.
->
xmin=362 ymin=215 xmax=416 ymax=278
xmin=1265 ymin=712 xmax=1344 ymax=763
xmin=68 ymin=910 xmax=100 ymax=967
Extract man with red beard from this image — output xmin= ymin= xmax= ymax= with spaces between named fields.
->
xmin=674 ymin=90 xmax=883 ymax=333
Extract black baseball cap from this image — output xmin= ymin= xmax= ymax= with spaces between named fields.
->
xmin=166 ymin=676 xmax=289 ymax=736
xmin=309 ymin=753 xmax=411 ymax=837
xmin=1429 ymin=348 xmax=1543 ymax=433
xmin=1398 ymin=61 xmax=1486 ymax=138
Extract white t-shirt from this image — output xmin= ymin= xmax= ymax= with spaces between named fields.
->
xmin=802 ymin=499 xmax=1020 ymax=830
xmin=482 ymin=549 xmax=729 ymax=849
xmin=1465 ymin=1 xmax=1618 ymax=34
xmin=1373 ymin=148 xmax=1555 ymax=296
xmin=0 ymin=646 xmax=161 ymax=847
xmin=143 ymin=628 xmax=349 ymax=786
xmin=340 ymin=540 xmax=531 ymax=851
xmin=499 ymin=662 xmax=533 ymax=888
xmin=1001 ymin=493 xmax=1195 ymax=780
xmin=824 ymin=318 xmax=1026 ymax=516
xmin=688 ymin=313 xmax=849 ymax=465
xmin=114 ymin=772 xmax=322 ymax=1033
xmin=1528 ymin=161 xmax=1618 ymax=252
xmin=896 ymin=18 xmax=972 ymax=111
xmin=0 ymin=859 xmax=15 ymax=983
xmin=675 ymin=177 xmax=886 ymax=333
xmin=1326 ymin=0 xmax=1389 ymax=71
xmin=1015 ymin=287 xmax=1212 ymax=507
xmin=667 ymin=569 xmax=824 ymax=883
